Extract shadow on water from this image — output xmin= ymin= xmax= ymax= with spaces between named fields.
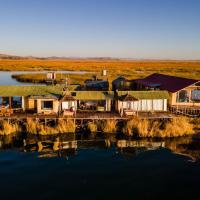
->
xmin=1 ymin=133 xmax=200 ymax=200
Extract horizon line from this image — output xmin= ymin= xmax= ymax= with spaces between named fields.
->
xmin=0 ymin=53 xmax=200 ymax=61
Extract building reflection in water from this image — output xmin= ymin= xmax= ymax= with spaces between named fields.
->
xmin=1 ymin=133 xmax=200 ymax=161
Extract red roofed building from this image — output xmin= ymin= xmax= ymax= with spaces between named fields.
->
xmin=135 ymin=73 xmax=200 ymax=108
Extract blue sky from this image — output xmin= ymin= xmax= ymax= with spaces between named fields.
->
xmin=0 ymin=0 xmax=200 ymax=59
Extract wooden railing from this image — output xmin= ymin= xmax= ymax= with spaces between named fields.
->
xmin=169 ymin=106 xmax=200 ymax=118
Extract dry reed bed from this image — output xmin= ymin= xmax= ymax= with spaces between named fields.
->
xmin=0 ymin=121 xmax=21 ymax=136
xmin=2 ymin=59 xmax=200 ymax=80
xmin=0 ymin=117 xmax=198 ymax=137
xmin=26 ymin=119 xmax=76 ymax=135
xmin=87 ymin=120 xmax=117 ymax=133
xmin=123 ymin=117 xmax=195 ymax=138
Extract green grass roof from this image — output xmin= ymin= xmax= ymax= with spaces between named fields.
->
xmin=0 ymin=85 xmax=63 ymax=96
xmin=71 ymin=91 xmax=114 ymax=100
xmin=0 ymin=85 xmax=114 ymax=100
xmin=117 ymin=91 xmax=169 ymax=100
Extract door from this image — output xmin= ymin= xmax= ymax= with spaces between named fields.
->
xmin=34 ymin=100 xmax=37 ymax=112
xmin=62 ymin=102 xmax=69 ymax=110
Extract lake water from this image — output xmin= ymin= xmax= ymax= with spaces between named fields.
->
xmin=0 ymin=134 xmax=200 ymax=200
xmin=0 ymin=71 xmax=90 ymax=85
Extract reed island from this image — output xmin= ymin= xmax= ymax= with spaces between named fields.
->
xmin=0 ymin=71 xmax=199 ymax=137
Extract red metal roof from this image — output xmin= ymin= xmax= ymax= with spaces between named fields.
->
xmin=135 ymin=73 xmax=199 ymax=93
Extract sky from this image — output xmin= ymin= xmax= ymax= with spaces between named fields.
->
xmin=0 ymin=0 xmax=200 ymax=59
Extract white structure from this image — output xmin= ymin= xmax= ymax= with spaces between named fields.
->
xmin=102 ymin=69 xmax=107 ymax=76
xmin=117 ymin=91 xmax=169 ymax=115
xmin=47 ymin=72 xmax=56 ymax=80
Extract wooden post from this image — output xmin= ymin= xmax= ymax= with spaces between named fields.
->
xmin=9 ymin=97 xmax=12 ymax=109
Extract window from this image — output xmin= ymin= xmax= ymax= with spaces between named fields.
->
xmin=192 ymin=90 xmax=200 ymax=101
xmin=0 ymin=97 xmax=9 ymax=107
xmin=176 ymin=90 xmax=189 ymax=102
xmin=41 ymin=101 xmax=53 ymax=110
xmin=12 ymin=96 xmax=22 ymax=108
xmin=71 ymin=92 xmax=76 ymax=96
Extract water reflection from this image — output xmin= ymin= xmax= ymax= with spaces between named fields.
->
xmin=0 ymin=134 xmax=200 ymax=161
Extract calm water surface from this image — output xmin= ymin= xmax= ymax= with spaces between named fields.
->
xmin=0 ymin=134 xmax=200 ymax=200
xmin=0 ymin=71 xmax=90 ymax=85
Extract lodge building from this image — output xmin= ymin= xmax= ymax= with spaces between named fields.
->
xmin=0 ymin=73 xmax=199 ymax=118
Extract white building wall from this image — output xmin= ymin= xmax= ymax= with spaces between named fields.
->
xmin=146 ymin=100 xmax=153 ymax=111
xmin=62 ymin=101 xmax=77 ymax=110
xmin=153 ymin=99 xmax=163 ymax=111
xmin=117 ymin=99 xmax=168 ymax=112
xmin=163 ymin=99 xmax=167 ymax=111
xmin=22 ymin=96 xmax=25 ymax=110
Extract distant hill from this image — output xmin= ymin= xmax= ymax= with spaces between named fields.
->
xmin=0 ymin=53 xmax=123 ymax=61
xmin=0 ymin=54 xmax=24 ymax=60
xmin=0 ymin=53 xmax=199 ymax=61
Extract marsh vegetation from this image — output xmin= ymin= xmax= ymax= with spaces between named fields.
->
xmin=123 ymin=117 xmax=195 ymax=138
xmin=3 ymin=59 xmax=200 ymax=85
xmin=0 ymin=117 xmax=198 ymax=137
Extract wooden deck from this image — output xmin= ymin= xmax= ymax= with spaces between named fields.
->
xmin=0 ymin=111 xmax=174 ymax=120
xmin=170 ymin=106 xmax=200 ymax=117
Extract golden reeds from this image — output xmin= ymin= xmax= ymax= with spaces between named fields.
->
xmin=102 ymin=120 xmax=117 ymax=133
xmin=26 ymin=119 xmax=38 ymax=134
xmin=0 ymin=116 xmax=196 ymax=137
xmin=0 ymin=121 xmax=21 ymax=135
xmin=1 ymin=59 xmax=199 ymax=82
xmin=123 ymin=117 xmax=195 ymax=138
xmin=56 ymin=119 xmax=76 ymax=133
xmin=26 ymin=119 xmax=76 ymax=135
xmin=87 ymin=121 xmax=98 ymax=133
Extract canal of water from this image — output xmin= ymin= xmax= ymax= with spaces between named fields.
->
xmin=0 ymin=134 xmax=200 ymax=200
xmin=0 ymin=71 xmax=90 ymax=85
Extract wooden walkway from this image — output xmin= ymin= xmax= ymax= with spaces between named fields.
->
xmin=0 ymin=111 xmax=174 ymax=121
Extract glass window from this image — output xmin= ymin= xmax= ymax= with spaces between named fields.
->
xmin=1 ymin=97 xmax=9 ymax=107
xmin=176 ymin=90 xmax=189 ymax=102
xmin=41 ymin=101 xmax=53 ymax=110
xmin=12 ymin=96 xmax=22 ymax=108
xmin=191 ymin=90 xmax=200 ymax=101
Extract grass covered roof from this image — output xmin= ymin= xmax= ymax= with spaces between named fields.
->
xmin=0 ymin=85 xmax=114 ymax=100
xmin=0 ymin=85 xmax=63 ymax=96
xmin=71 ymin=91 xmax=114 ymax=100
xmin=117 ymin=91 xmax=169 ymax=100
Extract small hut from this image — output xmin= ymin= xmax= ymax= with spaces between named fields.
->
xmin=60 ymin=89 xmax=77 ymax=116
xmin=28 ymin=94 xmax=59 ymax=115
